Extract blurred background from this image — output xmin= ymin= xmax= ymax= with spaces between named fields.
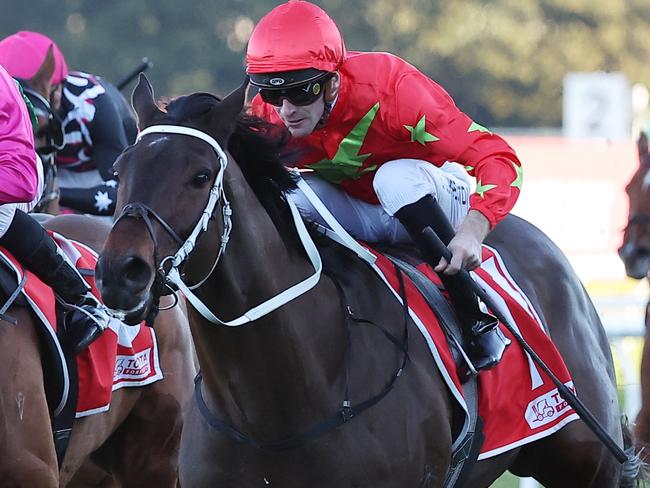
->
xmin=3 ymin=1 xmax=649 ymax=486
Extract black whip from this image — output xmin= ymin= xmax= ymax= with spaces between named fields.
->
xmin=116 ymin=57 xmax=153 ymax=91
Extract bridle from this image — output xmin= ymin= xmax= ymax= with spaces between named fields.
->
xmin=116 ymin=125 xmax=409 ymax=452
xmin=113 ymin=124 xmax=323 ymax=326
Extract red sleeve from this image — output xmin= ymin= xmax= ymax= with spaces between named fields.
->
xmin=387 ymin=72 xmax=522 ymax=227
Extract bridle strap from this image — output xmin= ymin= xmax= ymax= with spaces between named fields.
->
xmin=136 ymin=125 xmax=229 ymax=269
xmin=166 ymin=197 xmax=323 ymax=326
xmin=115 ymin=202 xmax=184 ymax=246
xmin=122 ymin=124 xmax=323 ymax=327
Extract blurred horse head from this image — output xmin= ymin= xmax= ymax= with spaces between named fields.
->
xmin=620 ymin=133 xmax=650 ymax=279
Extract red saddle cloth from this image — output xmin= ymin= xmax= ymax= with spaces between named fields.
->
xmin=0 ymin=232 xmax=162 ymax=417
xmin=368 ymin=244 xmax=578 ymax=459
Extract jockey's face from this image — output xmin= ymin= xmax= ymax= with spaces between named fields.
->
xmin=50 ymin=83 xmax=63 ymax=111
xmin=271 ymin=72 xmax=340 ymax=137
xmin=273 ymin=94 xmax=325 ymax=137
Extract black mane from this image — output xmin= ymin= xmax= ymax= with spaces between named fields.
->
xmin=164 ymin=93 xmax=299 ymax=237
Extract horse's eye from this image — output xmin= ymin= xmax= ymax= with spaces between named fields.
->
xmin=112 ymin=171 xmax=120 ymax=183
xmin=191 ymin=172 xmax=211 ymax=188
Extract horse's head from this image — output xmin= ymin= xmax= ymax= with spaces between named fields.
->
xmin=96 ymin=74 xmax=247 ymax=324
xmin=620 ymin=133 xmax=650 ymax=279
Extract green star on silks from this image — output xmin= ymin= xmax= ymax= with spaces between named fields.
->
xmin=511 ymin=162 xmax=523 ymax=189
xmin=467 ymin=121 xmax=492 ymax=134
xmin=475 ymin=180 xmax=497 ymax=198
xmin=306 ymin=102 xmax=380 ymax=184
xmin=404 ymin=115 xmax=439 ymax=145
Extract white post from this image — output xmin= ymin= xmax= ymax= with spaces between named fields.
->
xmin=610 ymin=338 xmax=642 ymax=420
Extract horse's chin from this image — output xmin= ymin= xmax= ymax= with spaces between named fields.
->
xmin=106 ymin=293 xmax=155 ymax=326
xmin=623 ymin=257 xmax=650 ymax=280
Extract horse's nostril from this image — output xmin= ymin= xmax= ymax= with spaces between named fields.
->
xmin=122 ymin=255 xmax=152 ymax=287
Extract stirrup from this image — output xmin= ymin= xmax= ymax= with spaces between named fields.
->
xmin=467 ymin=325 xmax=510 ymax=371
xmin=63 ymin=297 xmax=110 ymax=354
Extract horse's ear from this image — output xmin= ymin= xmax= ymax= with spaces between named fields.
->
xmin=213 ymin=76 xmax=249 ymax=134
xmin=28 ymin=45 xmax=56 ymax=98
xmin=132 ymin=73 xmax=163 ymax=129
xmin=639 ymin=132 xmax=650 ymax=167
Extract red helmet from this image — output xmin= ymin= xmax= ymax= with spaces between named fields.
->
xmin=0 ymin=31 xmax=68 ymax=85
xmin=246 ymin=1 xmax=346 ymax=88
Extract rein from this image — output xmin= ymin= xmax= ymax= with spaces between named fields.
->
xmin=117 ymin=124 xmax=412 ymax=451
xmin=113 ymin=124 xmax=323 ymax=326
xmin=194 ymin=269 xmax=410 ymax=450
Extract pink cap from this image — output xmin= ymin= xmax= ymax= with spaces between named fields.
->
xmin=0 ymin=31 xmax=68 ymax=85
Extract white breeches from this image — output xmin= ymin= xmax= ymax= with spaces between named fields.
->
xmin=288 ymin=159 xmax=471 ymax=244
xmin=0 ymin=156 xmax=45 ymax=237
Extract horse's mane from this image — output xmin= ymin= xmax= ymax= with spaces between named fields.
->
xmin=164 ymin=93 xmax=300 ymax=241
xmin=163 ymin=93 xmax=368 ymax=282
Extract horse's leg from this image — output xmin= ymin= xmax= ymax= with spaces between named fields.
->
xmin=67 ymin=461 xmax=120 ymax=488
xmin=507 ymin=421 xmax=620 ymax=487
xmin=462 ymin=450 xmax=520 ymax=488
xmin=634 ymin=302 xmax=650 ymax=458
xmin=105 ymin=298 xmax=196 ymax=487
xmin=0 ymin=308 xmax=59 ymax=487
xmin=59 ymin=388 xmax=141 ymax=486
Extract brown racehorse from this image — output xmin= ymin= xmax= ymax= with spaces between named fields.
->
xmin=619 ymin=132 xmax=650 ymax=457
xmin=2 ymin=51 xmax=196 ymax=485
xmin=96 ymin=74 xmax=640 ymax=487
xmin=0 ymin=213 xmax=196 ymax=487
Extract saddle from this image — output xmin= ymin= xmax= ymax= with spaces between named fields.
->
xmin=373 ymin=243 xmax=483 ymax=487
xmin=0 ymin=238 xmax=162 ymax=468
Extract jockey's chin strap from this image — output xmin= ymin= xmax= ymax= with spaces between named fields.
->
xmin=124 ymin=124 xmax=323 ymax=326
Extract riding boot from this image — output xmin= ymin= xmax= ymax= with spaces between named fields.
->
xmin=0 ymin=210 xmax=109 ymax=354
xmin=395 ymin=195 xmax=510 ymax=374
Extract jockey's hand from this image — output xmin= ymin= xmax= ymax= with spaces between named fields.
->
xmin=434 ymin=210 xmax=491 ymax=275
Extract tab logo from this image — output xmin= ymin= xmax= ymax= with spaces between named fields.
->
xmin=114 ymin=348 xmax=152 ymax=381
xmin=525 ymin=381 xmax=575 ymax=429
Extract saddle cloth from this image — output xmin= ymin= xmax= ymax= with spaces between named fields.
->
xmin=367 ymin=243 xmax=579 ymax=459
xmin=0 ymin=232 xmax=162 ymax=417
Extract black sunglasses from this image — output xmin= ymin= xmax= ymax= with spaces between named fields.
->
xmin=259 ymin=77 xmax=330 ymax=107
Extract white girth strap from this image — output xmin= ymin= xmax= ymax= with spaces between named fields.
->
xmin=295 ymin=177 xmax=377 ymax=264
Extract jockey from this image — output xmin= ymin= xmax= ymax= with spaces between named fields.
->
xmin=0 ymin=62 xmax=109 ymax=353
xmin=247 ymin=0 xmax=523 ymax=373
xmin=0 ymin=31 xmax=136 ymax=218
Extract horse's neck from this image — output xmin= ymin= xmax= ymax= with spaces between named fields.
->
xmin=189 ymin=171 xmax=346 ymax=429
